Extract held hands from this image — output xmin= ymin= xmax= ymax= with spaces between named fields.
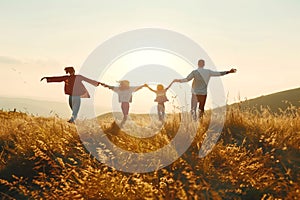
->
xmin=97 ymin=82 xmax=104 ymax=86
xmin=99 ymin=82 xmax=111 ymax=88
xmin=98 ymin=82 xmax=106 ymax=86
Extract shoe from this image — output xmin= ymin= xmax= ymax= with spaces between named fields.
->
xmin=68 ymin=117 xmax=75 ymax=124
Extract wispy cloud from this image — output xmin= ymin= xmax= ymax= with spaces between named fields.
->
xmin=0 ymin=56 xmax=61 ymax=68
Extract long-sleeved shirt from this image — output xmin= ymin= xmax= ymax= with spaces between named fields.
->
xmin=181 ymin=68 xmax=227 ymax=95
xmin=46 ymin=75 xmax=99 ymax=98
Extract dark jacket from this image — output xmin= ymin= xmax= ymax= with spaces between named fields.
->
xmin=46 ymin=75 xmax=98 ymax=98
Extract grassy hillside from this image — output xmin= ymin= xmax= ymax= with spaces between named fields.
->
xmin=241 ymin=87 xmax=300 ymax=113
xmin=0 ymin=106 xmax=299 ymax=199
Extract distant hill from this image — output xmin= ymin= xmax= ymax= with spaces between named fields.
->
xmin=240 ymin=87 xmax=300 ymax=113
xmin=0 ymin=96 xmax=109 ymax=118
xmin=0 ymin=97 xmax=71 ymax=118
xmin=1 ymin=87 xmax=299 ymax=118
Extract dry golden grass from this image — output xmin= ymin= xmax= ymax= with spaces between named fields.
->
xmin=0 ymin=105 xmax=299 ymax=199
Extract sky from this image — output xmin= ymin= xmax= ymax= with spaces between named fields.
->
xmin=0 ymin=0 xmax=299 ymax=115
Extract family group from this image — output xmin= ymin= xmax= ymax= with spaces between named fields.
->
xmin=41 ymin=59 xmax=236 ymax=126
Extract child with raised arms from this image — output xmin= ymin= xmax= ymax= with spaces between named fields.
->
xmin=145 ymin=81 xmax=175 ymax=121
xmin=100 ymin=80 xmax=146 ymax=127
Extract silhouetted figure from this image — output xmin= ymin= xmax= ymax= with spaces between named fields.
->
xmin=174 ymin=59 xmax=236 ymax=120
xmin=145 ymin=81 xmax=175 ymax=121
xmin=100 ymin=80 xmax=145 ymax=127
xmin=41 ymin=67 xmax=101 ymax=123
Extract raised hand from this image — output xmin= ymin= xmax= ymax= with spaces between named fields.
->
xmin=229 ymin=68 xmax=237 ymax=73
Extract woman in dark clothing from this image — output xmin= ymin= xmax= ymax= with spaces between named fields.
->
xmin=41 ymin=67 xmax=101 ymax=123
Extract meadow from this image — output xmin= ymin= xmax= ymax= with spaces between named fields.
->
xmin=0 ymin=105 xmax=299 ymax=199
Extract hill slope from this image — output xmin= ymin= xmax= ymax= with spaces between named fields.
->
xmin=241 ymin=87 xmax=300 ymax=112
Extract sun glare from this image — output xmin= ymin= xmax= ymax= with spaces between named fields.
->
xmin=94 ymin=49 xmax=196 ymax=115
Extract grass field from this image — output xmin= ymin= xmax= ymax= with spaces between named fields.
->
xmin=0 ymin=105 xmax=299 ymax=199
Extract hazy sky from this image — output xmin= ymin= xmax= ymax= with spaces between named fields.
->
xmin=0 ymin=0 xmax=299 ymax=114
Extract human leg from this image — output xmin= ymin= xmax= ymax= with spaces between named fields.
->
xmin=196 ymin=95 xmax=207 ymax=119
xmin=68 ymin=95 xmax=73 ymax=110
xmin=121 ymin=102 xmax=129 ymax=118
xmin=68 ymin=96 xmax=81 ymax=123
xmin=157 ymin=103 xmax=165 ymax=121
xmin=121 ymin=102 xmax=129 ymax=126
xmin=161 ymin=103 xmax=165 ymax=120
xmin=191 ymin=93 xmax=198 ymax=120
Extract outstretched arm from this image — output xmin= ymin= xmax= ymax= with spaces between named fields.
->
xmin=80 ymin=75 xmax=101 ymax=86
xmin=100 ymin=83 xmax=114 ymax=90
xmin=165 ymin=80 xmax=175 ymax=90
xmin=210 ymin=68 xmax=237 ymax=76
xmin=145 ymin=84 xmax=156 ymax=93
xmin=173 ymin=71 xmax=194 ymax=83
xmin=134 ymin=84 xmax=147 ymax=92
xmin=40 ymin=76 xmax=68 ymax=83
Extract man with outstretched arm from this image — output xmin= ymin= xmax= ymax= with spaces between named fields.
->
xmin=173 ymin=59 xmax=236 ymax=120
